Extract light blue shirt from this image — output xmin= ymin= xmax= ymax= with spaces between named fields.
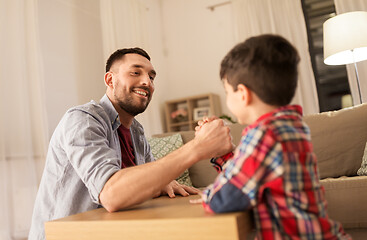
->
xmin=29 ymin=94 xmax=154 ymax=240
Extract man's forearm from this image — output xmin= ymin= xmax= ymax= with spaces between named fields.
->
xmin=99 ymin=140 xmax=200 ymax=212
xmin=100 ymin=119 xmax=233 ymax=212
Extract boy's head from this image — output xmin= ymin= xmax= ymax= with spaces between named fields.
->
xmin=220 ymin=34 xmax=300 ymax=107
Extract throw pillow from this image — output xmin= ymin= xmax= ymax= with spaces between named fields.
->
xmin=357 ymin=142 xmax=367 ymax=176
xmin=147 ymin=133 xmax=193 ymax=187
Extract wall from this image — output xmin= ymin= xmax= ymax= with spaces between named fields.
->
xmin=125 ymin=0 xmax=168 ymax=136
xmin=38 ymin=0 xmax=105 ymax=138
xmin=159 ymin=0 xmax=237 ymax=131
xmin=37 ymin=0 xmax=324 ymax=137
xmin=38 ymin=0 xmax=238 ymax=137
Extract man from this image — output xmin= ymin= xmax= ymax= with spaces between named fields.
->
xmin=29 ymin=48 xmax=232 ymax=239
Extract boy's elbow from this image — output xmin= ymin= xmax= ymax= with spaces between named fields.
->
xmin=208 ymin=184 xmax=251 ymax=213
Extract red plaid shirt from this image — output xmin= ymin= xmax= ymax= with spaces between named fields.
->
xmin=203 ymin=105 xmax=350 ymax=240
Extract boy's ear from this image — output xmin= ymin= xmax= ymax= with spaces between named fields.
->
xmin=104 ymin=72 xmax=114 ymax=88
xmin=237 ymin=84 xmax=252 ymax=105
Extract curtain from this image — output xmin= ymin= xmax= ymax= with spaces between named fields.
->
xmin=231 ymin=0 xmax=320 ymax=115
xmin=99 ymin=0 xmax=151 ymax=60
xmin=334 ymin=0 xmax=367 ymax=104
xmin=0 ymin=0 xmax=48 ymax=239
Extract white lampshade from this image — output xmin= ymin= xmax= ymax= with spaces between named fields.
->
xmin=323 ymin=11 xmax=367 ymax=65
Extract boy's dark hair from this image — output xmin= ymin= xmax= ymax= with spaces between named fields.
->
xmin=105 ymin=47 xmax=151 ymax=72
xmin=220 ymin=34 xmax=300 ymax=106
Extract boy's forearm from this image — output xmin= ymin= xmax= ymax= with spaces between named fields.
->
xmin=202 ymin=181 xmax=251 ymax=213
xmin=210 ymin=152 xmax=234 ymax=172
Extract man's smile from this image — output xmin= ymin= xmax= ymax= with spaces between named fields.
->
xmin=132 ymin=88 xmax=150 ymax=98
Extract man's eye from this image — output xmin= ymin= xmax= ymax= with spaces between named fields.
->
xmin=131 ymin=72 xmax=139 ymax=75
xmin=149 ymin=76 xmax=155 ymax=81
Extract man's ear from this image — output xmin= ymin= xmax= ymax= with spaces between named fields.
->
xmin=104 ymin=72 xmax=114 ymax=88
xmin=237 ymin=84 xmax=252 ymax=105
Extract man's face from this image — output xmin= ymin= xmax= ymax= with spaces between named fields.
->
xmin=110 ymin=53 xmax=156 ymax=116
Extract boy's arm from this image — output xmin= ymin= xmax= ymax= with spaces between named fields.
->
xmin=201 ymin=127 xmax=282 ymax=213
xmin=201 ymin=177 xmax=252 ymax=213
xmin=196 ymin=117 xmax=235 ymax=172
xmin=210 ymin=152 xmax=234 ymax=172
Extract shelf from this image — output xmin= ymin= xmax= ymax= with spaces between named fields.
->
xmin=170 ymin=121 xmax=191 ymax=127
xmin=164 ymin=93 xmax=221 ymax=133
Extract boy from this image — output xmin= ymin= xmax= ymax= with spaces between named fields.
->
xmin=197 ymin=35 xmax=350 ymax=239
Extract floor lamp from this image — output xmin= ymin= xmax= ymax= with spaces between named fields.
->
xmin=323 ymin=11 xmax=367 ymax=105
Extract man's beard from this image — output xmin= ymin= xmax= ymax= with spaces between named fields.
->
xmin=115 ymin=91 xmax=151 ymax=116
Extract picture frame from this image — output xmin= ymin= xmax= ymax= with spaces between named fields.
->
xmin=193 ymin=107 xmax=211 ymax=121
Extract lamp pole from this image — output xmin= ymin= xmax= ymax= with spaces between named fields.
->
xmin=352 ymin=49 xmax=363 ymax=104
xmin=323 ymin=11 xmax=367 ymax=106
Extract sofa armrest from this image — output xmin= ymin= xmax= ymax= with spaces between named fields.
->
xmin=321 ymin=176 xmax=367 ymax=229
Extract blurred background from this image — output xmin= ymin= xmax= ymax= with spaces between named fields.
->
xmin=0 ymin=0 xmax=366 ymax=239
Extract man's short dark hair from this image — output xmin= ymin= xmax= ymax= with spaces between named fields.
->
xmin=105 ymin=47 xmax=151 ymax=72
xmin=220 ymin=34 xmax=300 ymax=106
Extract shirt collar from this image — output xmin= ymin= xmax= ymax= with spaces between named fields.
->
xmin=243 ymin=104 xmax=303 ymax=134
xmin=256 ymin=105 xmax=302 ymax=123
xmin=99 ymin=94 xmax=120 ymax=131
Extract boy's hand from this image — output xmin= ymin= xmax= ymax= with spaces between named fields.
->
xmin=189 ymin=191 xmax=203 ymax=204
xmin=190 ymin=197 xmax=203 ymax=204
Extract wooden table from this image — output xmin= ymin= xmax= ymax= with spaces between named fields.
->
xmin=45 ymin=195 xmax=253 ymax=240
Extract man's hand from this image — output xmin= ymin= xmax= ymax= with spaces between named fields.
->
xmin=195 ymin=116 xmax=218 ymax=135
xmin=193 ymin=119 xmax=233 ymax=159
xmin=155 ymin=180 xmax=200 ymax=198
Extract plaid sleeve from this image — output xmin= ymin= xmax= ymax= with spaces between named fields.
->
xmin=202 ymin=126 xmax=282 ymax=213
xmin=210 ymin=152 xmax=234 ymax=172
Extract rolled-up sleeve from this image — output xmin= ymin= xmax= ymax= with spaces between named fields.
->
xmin=62 ymin=109 xmax=120 ymax=204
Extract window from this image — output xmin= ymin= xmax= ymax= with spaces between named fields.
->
xmin=301 ymin=0 xmax=351 ymax=112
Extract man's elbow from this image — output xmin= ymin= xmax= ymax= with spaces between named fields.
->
xmin=103 ymin=202 xmax=119 ymax=213
xmin=99 ymin=189 xmax=120 ymax=213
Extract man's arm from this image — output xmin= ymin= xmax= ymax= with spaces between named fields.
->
xmin=196 ymin=116 xmax=235 ymax=173
xmin=99 ymin=119 xmax=233 ymax=212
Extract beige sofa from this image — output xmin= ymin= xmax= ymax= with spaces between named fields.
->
xmin=154 ymin=103 xmax=367 ymax=239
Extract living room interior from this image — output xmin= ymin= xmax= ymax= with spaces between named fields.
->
xmin=1 ymin=0 xmax=367 ymax=239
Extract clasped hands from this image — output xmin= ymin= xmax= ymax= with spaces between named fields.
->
xmin=192 ymin=116 xmax=234 ymax=204
xmin=157 ymin=116 xmax=233 ymax=200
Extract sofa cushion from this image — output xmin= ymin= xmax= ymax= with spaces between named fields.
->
xmin=357 ymin=142 xmax=367 ymax=176
xmin=152 ymin=131 xmax=216 ymax=188
xmin=173 ymin=130 xmax=218 ymax=188
xmin=304 ymin=103 xmax=367 ymax=179
xmin=147 ymin=133 xmax=193 ymax=187
xmin=321 ymin=176 xmax=367 ymax=229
